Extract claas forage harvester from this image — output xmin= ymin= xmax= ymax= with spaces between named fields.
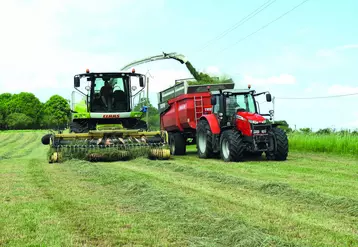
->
xmin=41 ymin=68 xmax=170 ymax=163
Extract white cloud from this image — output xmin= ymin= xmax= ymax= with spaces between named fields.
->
xmin=327 ymin=84 xmax=358 ymax=95
xmin=316 ymin=49 xmax=336 ymax=58
xmin=337 ymin=44 xmax=358 ymax=50
xmin=235 ymin=45 xmax=343 ymax=76
xmin=316 ymin=44 xmax=358 ymax=58
xmin=203 ymin=66 xmax=220 ymax=76
xmin=143 ymin=69 xmax=192 ymax=93
xmin=242 ymin=74 xmax=296 ymax=86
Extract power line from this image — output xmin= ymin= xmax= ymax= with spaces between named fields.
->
xmin=218 ymin=0 xmax=310 ymax=54
xmin=276 ymin=92 xmax=358 ymax=100
xmin=196 ymin=0 xmax=277 ymax=53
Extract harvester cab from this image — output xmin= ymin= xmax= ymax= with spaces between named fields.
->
xmin=41 ymin=68 xmax=170 ymax=163
xmin=71 ymin=69 xmax=148 ymax=132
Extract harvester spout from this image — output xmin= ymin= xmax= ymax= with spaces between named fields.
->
xmin=120 ymin=52 xmax=205 ymax=82
xmin=120 ymin=52 xmax=188 ymax=71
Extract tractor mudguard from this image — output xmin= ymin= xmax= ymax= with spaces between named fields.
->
xmin=199 ymin=114 xmax=221 ymax=134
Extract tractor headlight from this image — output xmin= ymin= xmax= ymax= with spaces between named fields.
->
xmin=236 ymin=115 xmax=246 ymax=121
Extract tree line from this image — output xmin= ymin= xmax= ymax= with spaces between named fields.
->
xmin=0 ymin=93 xmax=161 ymax=131
xmin=0 ymin=93 xmax=71 ymax=130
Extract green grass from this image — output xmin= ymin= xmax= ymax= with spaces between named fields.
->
xmin=288 ymin=132 xmax=358 ymax=156
xmin=0 ymin=129 xmax=51 ymax=133
xmin=0 ymin=131 xmax=357 ymax=246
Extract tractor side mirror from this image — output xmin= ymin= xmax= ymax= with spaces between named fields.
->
xmin=266 ymin=93 xmax=272 ymax=102
xmin=74 ymin=77 xmax=80 ymax=87
xmin=211 ymin=96 xmax=217 ymax=105
xmin=139 ymin=76 xmax=145 ymax=87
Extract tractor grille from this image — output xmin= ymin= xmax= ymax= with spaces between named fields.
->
xmin=251 ymin=123 xmax=272 ymax=151
xmin=251 ymin=123 xmax=271 ymax=135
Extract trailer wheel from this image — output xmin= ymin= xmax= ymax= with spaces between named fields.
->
xmin=196 ymin=119 xmax=214 ymax=158
xmin=169 ymin=133 xmax=186 ymax=155
xmin=220 ymin=130 xmax=245 ymax=162
xmin=266 ymin=127 xmax=288 ymax=161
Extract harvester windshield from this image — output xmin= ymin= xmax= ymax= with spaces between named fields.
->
xmin=91 ymin=76 xmax=129 ymax=112
xmin=73 ymin=72 xmax=145 ymax=114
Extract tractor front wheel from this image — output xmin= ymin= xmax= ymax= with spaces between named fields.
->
xmin=220 ymin=130 xmax=245 ymax=162
xmin=266 ymin=127 xmax=289 ymax=161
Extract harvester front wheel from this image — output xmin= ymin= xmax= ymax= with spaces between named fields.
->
xmin=169 ymin=132 xmax=186 ymax=155
xmin=266 ymin=127 xmax=288 ymax=161
xmin=220 ymin=130 xmax=245 ymax=162
xmin=196 ymin=119 xmax=214 ymax=158
xmin=41 ymin=134 xmax=52 ymax=145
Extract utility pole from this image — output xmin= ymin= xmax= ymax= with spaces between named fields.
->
xmin=272 ymin=96 xmax=275 ymax=122
xmin=145 ymin=69 xmax=153 ymax=130
xmin=146 ymin=77 xmax=149 ymax=129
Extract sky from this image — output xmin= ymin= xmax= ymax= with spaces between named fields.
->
xmin=0 ymin=0 xmax=358 ymax=130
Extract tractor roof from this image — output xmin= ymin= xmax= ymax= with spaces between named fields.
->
xmin=210 ymin=88 xmax=255 ymax=95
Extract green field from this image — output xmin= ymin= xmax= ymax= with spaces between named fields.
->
xmin=0 ymin=131 xmax=357 ymax=246
xmin=289 ymin=132 xmax=358 ymax=156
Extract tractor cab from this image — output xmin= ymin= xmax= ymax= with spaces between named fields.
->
xmin=209 ymin=87 xmax=273 ymax=129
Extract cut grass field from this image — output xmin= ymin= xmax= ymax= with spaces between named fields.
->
xmin=0 ymin=131 xmax=357 ymax=246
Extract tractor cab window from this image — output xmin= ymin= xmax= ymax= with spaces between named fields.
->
xmin=213 ymin=95 xmax=220 ymax=114
xmin=91 ymin=76 xmax=129 ymax=112
xmin=226 ymin=94 xmax=256 ymax=115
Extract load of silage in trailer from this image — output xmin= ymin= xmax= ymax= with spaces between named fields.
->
xmin=44 ymin=131 xmax=170 ymax=163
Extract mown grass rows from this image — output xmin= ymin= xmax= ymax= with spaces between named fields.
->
xmin=0 ymin=132 xmax=44 ymax=160
xmin=17 ymin=154 xmax=355 ymax=247
xmin=0 ymin=131 xmax=357 ymax=246
xmin=142 ymin=158 xmax=358 ymax=216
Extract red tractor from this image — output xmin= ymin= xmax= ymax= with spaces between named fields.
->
xmin=158 ymin=80 xmax=288 ymax=162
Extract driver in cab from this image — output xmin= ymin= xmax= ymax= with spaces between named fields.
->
xmin=100 ymin=80 xmax=114 ymax=110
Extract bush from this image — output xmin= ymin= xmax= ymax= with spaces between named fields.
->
xmin=6 ymin=113 xmax=34 ymax=129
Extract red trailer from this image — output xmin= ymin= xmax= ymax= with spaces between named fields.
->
xmin=157 ymin=79 xmax=289 ymax=162
xmin=157 ymin=79 xmax=234 ymax=154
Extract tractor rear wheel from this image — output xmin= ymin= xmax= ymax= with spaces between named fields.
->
xmin=196 ymin=119 xmax=215 ymax=158
xmin=220 ymin=130 xmax=245 ymax=162
xmin=266 ymin=127 xmax=288 ymax=161
xmin=169 ymin=132 xmax=186 ymax=155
